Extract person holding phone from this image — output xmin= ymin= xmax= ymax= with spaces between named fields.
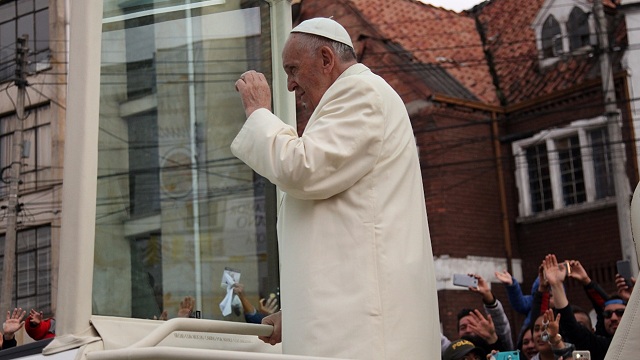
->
xmin=543 ymin=254 xmax=623 ymax=360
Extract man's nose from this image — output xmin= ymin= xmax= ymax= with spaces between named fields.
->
xmin=287 ymin=77 xmax=297 ymax=92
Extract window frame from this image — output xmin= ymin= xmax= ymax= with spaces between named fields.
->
xmin=0 ymin=105 xmax=53 ymax=196
xmin=512 ymin=116 xmax=613 ymax=217
xmin=532 ymin=1 xmax=595 ymax=67
xmin=0 ymin=0 xmax=50 ymax=83
xmin=0 ymin=224 xmax=52 ymax=313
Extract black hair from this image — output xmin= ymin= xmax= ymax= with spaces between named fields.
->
xmin=457 ymin=308 xmax=475 ymax=329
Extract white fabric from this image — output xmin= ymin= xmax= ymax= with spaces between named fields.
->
xmin=291 ymin=17 xmax=354 ymax=48
xmin=219 ymin=272 xmax=237 ymax=316
xmin=604 ymin=182 xmax=640 ymax=359
xmin=231 ymin=63 xmax=440 ymax=359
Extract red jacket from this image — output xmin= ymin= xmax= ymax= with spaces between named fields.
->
xmin=26 ymin=318 xmax=55 ymax=340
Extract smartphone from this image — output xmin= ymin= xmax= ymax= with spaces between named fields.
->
xmin=453 ymin=273 xmax=478 ymax=288
xmin=572 ymin=350 xmax=590 ymax=360
xmin=494 ymin=350 xmax=520 ymax=360
xmin=616 ymin=260 xmax=633 ymax=287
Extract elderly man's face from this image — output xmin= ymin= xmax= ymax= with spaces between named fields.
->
xmin=282 ymin=34 xmax=329 ymax=112
xmin=603 ymin=303 xmax=625 ymax=335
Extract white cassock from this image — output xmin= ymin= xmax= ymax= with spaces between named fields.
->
xmin=231 ymin=63 xmax=440 ymax=359
xmin=605 ymin=182 xmax=640 ymax=360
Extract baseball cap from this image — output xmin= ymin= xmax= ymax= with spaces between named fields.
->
xmin=291 ymin=17 xmax=354 ymax=49
xmin=443 ymin=339 xmax=486 ymax=360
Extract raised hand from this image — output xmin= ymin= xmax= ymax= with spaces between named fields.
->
xmin=568 ymin=260 xmax=591 ymax=285
xmin=3 ymin=308 xmax=26 ymax=339
xmin=466 ymin=309 xmax=498 ymax=344
xmin=258 ymin=294 xmax=279 ymax=315
xmin=29 ymin=309 xmax=44 ymax=325
xmin=615 ymin=274 xmax=635 ymax=302
xmin=542 ymin=254 xmax=566 ymax=287
xmin=469 ymin=274 xmax=495 ymax=304
xmin=177 ymin=296 xmax=195 ymax=318
xmin=235 ymin=71 xmax=273 ymax=117
xmin=494 ymin=269 xmax=513 ymax=286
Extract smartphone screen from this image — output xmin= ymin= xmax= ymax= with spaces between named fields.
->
xmin=617 ymin=260 xmax=633 ymax=287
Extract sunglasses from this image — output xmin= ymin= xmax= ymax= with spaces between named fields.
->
xmin=603 ymin=309 xmax=625 ymax=319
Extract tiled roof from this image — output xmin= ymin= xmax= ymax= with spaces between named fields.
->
xmin=346 ymin=0 xmax=499 ymax=104
xmin=297 ymin=0 xmax=625 ymax=108
xmin=476 ymin=0 xmax=624 ymax=105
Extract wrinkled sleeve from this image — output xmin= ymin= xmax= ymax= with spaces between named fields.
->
xmin=231 ymin=78 xmax=384 ymax=200
xmin=25 ymin=319 xmax=52 ymax=340
xmin=505 ymin=277 xmax=533 ymax=315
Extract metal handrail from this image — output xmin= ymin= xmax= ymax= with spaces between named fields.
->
xmin=125 ymin=318 xmax=273 ymax=348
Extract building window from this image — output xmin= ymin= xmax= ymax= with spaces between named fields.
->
xmin=568 ymin=7 xmax=590 ymax=51
xmin=0 ymin=105 xmax=52 ymax=196
xmin=526 ymin=142 xmax=553 ymax=213
xmin=513 ymin=117 xmax=615 ymax=216
xmin=0 ymin=0 xmax=50 ymax=83
xmin=0 ymin=225 xmax=51 ymax=313
xmin=533 ymin=3 xmax=594 ymax=63
xmin=541 ymin=15 xmax=562 ymax=58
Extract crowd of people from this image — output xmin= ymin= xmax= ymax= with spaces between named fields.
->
xmin=1 ymin=253 xmax=628 ymax=360
xmin=442 ymin=254 xmax=635 ymax=360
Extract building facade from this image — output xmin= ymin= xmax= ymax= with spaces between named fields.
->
xmin=0 ymin=0 xmax=67 ymax=325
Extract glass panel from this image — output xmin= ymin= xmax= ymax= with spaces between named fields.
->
xmin=17 ymin=251 xmax=36 ymax=297
xmin=37 ymin=247 xmax=50 ymax=294
xmin=526 ymin=143 xmax=553 ymax=213
xmin=34 ymin=8 xmax=48 ymax=54
xmin=17 ymin=0 xmax=33 ymax=16
xmin=22 ymin=127 xmax=36 ymax=173
xmin=542 ymin=15 xmax=561 ymax=58
xmin=17 ymin=228 xmax=36 ymax=252
xmin=589 ymin=127 xmax=615 ymax=199
xmin=0 ymin=2 xmax=16 ymax=23
xmin=37 ymin=226 xmax=50 ymax=247
xmin=568 ymin=7 xmax=590 ymax=51
xmin=17 ymin=13 xmax=34 ymax=48
xmin=0 ymin=134 xmax=12 ymax=197
xmin=557 ymin=135 xmax=586 ymax=206
xmin=0 ymin=20 xmax=16 ymax=81
xmin=15 ymin=227 xmax=51 ymax=312
xmin=35 ymin=0 xmax=48 ymax=11
xmin=95 ymin=0 xmax=278 ymax=321
xmin=37 ymin=124 xmax=52 ymax=168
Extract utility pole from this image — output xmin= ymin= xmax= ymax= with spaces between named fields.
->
xmin=1 ymin=36 xmax=28 ymax=312
xmin=593 ymin=0 xmax=638 ymax=274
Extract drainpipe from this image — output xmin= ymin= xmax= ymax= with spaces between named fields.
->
xmin=492 ymin=111 xmax=513 ymax=273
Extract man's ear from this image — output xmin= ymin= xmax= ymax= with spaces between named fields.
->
xmin=320 ymin=45 xmax=335 ymax=73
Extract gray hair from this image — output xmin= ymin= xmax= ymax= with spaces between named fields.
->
xmin=297 ymin=33 xmax=357 ymax=62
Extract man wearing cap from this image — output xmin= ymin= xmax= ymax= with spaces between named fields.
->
xmin=442 ymin=339 xmax=487 ymax=360
xmin=232 ymin=17 xmax=439 ymax=359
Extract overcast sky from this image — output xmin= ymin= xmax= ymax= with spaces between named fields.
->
xmin=419 ymin=0 xmax=485 ymax=12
